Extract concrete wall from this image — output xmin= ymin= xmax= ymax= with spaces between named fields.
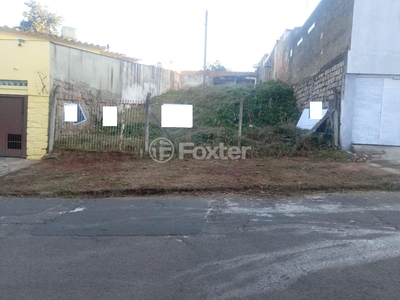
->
xmin=180 ymin=71 xmax=212 ymax=87
xmin=180 ymin=71 xmax=257 ymax=88
xmin=347 ymin=0 xmax=400 ymax=75
xmin=50 ymin=43 xmax=179 ymax=103
xmin=0 ymin=33 xmax=51 ymax=160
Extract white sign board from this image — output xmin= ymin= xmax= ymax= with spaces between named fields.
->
xmin=310 ymin=101 xmax=323 ymax=120
xmin=103 ymin=106 xmax=118 ymax=127
xmin=161 ymin=104 xmax=193 ymax=128
xmin=297 ymin=108 xmax=328 ymax=130
xmin=64 ymin=103 xmax=78 ymax=122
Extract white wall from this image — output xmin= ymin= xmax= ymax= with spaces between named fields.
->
xmin=347 ymin=0 xmax=400 ymax=75
xmin=340 ymin=74 xmax=356 ymax=149
xmin=342 ymin=0 xmax=400 ymax=149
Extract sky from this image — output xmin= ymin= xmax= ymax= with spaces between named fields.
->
xmin=0 ymin=0 xmax=321 ymax=72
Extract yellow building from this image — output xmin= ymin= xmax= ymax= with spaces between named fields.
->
xmin=0 ymin=27 xmax=51 ymax=159
xmin=0 ymin=26 xmax=177 ymax=160
xmin=0 ymin=26 xmax=116 ymax=160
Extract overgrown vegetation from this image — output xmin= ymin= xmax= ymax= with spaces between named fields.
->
xmin=54 ymin=81 xmax=336 ymax=156
xmin=150 ymin=81 xmax=335 ymax=157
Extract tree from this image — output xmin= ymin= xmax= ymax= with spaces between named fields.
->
xmin=18 ymin=0 xmax=63 ymax=35
xmin=207 ymin=60 xmax=228 ymax=72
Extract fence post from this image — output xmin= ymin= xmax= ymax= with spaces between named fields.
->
xmin=119 ymin=104 xmax=125 ymax=152
xmin=47 ymin=85 xmax=61 ymax=153
xmin=144 ymin=93 xmax=151 ymax=153
xmin=238 ymin=98 xmax=244 ymax=147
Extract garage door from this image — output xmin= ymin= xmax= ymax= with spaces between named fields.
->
xmin=352 ymin=77 xmax=400 ymax=146
xmin=0 ymin=96 xmax=27 ymax=158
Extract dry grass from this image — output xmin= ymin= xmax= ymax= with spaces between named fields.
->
xmin=0 ymin=150 xmax=399 ymax=198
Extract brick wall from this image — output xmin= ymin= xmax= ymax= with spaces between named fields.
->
xmin=294 ymin=56 xmax=345 ymax=109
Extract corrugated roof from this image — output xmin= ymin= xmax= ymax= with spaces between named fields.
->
xmin=0 ymin=26 xmax=140 ymax=63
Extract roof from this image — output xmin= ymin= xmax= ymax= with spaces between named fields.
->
xmin=0 ymin=26 xmax=140 ymax=63
xmin=181 ymin=70 xmax=257 ymax=77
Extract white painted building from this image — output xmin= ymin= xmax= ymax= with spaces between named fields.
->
xmin=342 ymin=0 xmax=400 ymax=148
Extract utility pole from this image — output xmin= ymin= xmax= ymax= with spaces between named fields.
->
xmin=203 ymin=10 xmax=208 ymax=85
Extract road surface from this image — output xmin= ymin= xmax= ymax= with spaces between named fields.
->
xmin=2 ymin=192 xmax=400 ymax=299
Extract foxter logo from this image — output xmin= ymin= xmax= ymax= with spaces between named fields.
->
xmin=179 ymin=143 xmax=251 ymax=160
xmin=149 ymin=139 xmax=251 ymax=163
xmin=149 ymin=138 xmax=175 ymax=163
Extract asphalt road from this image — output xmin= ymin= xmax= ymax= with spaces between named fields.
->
xmin=2 ymin=192 xmax=400 ymax=299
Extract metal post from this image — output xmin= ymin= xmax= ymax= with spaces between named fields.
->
xmin=238 ymin=98 xmax=244 ymax=147
xmin=144 ymin=93 xmax=151 ymax=153
xmin=332 ymin=87 xmax=340 ymax=148
xmin=47 ymin=85 xmax=61 ymax=154
xmin=119 ymin=104 xmax=125 ymax=152
xmin=203 ymin=10 xmax=208 ymax=85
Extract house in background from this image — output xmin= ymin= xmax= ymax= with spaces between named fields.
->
xmin=180 ymin=71 xmax=257 ymax=88
xmin=256 ymin=0 xmax=400 ymax=150
xmin=0 ymin=26 xmax=179 ymax=159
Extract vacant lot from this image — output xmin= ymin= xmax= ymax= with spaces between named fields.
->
xmin=0 ymin=150 xmax=399 ymax=198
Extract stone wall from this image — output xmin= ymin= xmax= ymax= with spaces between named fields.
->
xmin=294 ymin=56 xmax=346 ymax=109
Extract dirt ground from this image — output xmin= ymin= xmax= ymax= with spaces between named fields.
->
xmin=0 ymin=150 xmax=399 ymax=198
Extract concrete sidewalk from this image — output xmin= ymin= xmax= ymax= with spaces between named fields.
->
xmin=353 ymin=145 xmax=400 ymax=175
xmin=0 ymin=157 xmax=39 ymax=177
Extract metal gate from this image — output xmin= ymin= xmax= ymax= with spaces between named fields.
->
xmin=53 ymin=99 xmax=146 ymax=153
xmin=0 ymin=96 xmax=27 ymax=158
xmin=352 ymin=76 xmax=400 ymax=146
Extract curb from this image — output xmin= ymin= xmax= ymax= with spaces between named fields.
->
xmin=367 ymin=162 xmax=400 ymax=175
xmin=0 ymin=163 xmax=10 ymax=177
xmin=2 ymin=183 xmax=400 ymax=198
